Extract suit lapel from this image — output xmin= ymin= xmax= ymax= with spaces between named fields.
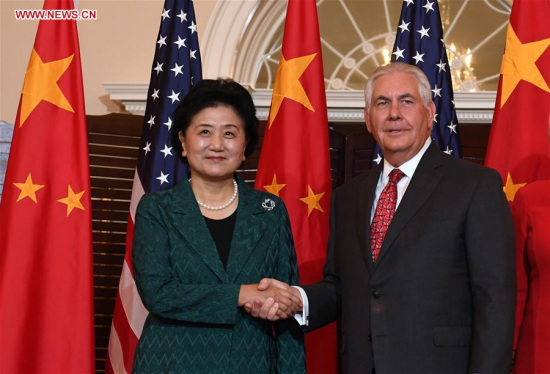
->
xmin=171 ymin=179 xmax=228 ymax=283
xmin=357 ymin=165 xmax=382 ymax=271
xmin=376 ymin=144 xmax=444 ymax=264
xmin=226 ymin=177 xmax=267 ymax=283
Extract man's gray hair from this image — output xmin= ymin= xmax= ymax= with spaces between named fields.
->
xmin=364 ymin=62 xmax=432 ymax=113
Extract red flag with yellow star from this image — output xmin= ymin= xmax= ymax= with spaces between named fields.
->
xmin=0 ymin=1 xmax=94 ymax=372
xmin=254 ymin=0 xmax=337 ymax=372
xmin=485 ymin=0 xmax=550 ymax=201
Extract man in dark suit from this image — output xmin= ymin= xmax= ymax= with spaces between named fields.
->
xmin=248 ymin=62 xmax=516 ymax=374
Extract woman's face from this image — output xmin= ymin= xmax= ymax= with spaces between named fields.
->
xmin=179 ymin=105 xmax=247 ymax=182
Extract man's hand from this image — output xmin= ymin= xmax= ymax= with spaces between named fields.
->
xmin=242 ymin=278 xmax=303 ymax=321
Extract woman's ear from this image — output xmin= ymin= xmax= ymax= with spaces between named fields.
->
xmin=178 ymin=131 xmax=187 ymax=157
xmin=243 ymin=140 xmax=249 ymax=161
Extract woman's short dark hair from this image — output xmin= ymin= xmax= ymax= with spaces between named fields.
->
xmin=172 ymin=78 xmax=259 ymax=158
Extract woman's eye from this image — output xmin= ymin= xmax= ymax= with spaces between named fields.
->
xmin=224 ymin=131 xmax=235 ymax=137
xmin=200 ymin=129 xmax=210 ymax=135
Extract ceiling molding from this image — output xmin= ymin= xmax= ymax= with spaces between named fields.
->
xmin=103 ymin=83 xmax=496 ymax=124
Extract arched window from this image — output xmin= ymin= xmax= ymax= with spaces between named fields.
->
xmin=202 ymin=0 xmax=511 ymax=123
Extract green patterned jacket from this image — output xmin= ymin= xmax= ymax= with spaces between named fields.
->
xmin=132 ymin=176 xmax=305 ymax=374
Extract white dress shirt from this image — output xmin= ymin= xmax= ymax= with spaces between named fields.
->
xmin=294 ymin=137 xmax=432 ymax=326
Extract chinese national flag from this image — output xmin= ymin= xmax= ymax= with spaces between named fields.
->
xmin=254 ymin=0 xmax=337 ymax=372
xmin=485 ymin=0 xmax=550 ymax=200
xmin=0 ymin=0 xmax=94 ymax=373
xmin=484 ymin=1 xmax=550 ymax=370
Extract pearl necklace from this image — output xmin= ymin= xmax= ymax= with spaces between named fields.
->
xmin=189 ymin=178 xmax=238 ymax=211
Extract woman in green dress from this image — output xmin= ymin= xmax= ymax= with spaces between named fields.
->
xmin=132 ymin=79 xmax=305 ymax=374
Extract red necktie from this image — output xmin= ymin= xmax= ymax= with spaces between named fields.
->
xmin=370 ymin=168 xmax=405 ymax=263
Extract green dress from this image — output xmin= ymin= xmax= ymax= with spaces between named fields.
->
xmin=132 ymin=177 xmax=305 ymax=374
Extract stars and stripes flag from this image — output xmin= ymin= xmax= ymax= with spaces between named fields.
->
xmin=0 ymin=0 xmax=94 ymax=372
xmin=105 ymin=0 xmax=202 ymax=372
xmin=254 ymin=0 xmax=338 ymax=373
xmin=372 ymin=0 xmax=462 ymax=164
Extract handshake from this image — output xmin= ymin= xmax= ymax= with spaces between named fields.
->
xmin=238 ymin=279 xmax=303 ymax=321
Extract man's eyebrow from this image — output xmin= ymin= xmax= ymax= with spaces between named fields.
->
xmin=375 ymin=93 xmax=415 ymax=102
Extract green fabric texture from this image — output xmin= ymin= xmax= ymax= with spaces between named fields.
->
xmin=132 ymin=176 xmax=305 ymax=374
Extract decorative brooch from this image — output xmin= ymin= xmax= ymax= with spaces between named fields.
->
xmin=262 ymin=198 xmax=275 ymax=211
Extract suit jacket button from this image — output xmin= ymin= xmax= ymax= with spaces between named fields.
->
xmin=368 ymin=334 xmax=372 ymax=342
xmin=372 ymin=290 xmax=380 ymax=299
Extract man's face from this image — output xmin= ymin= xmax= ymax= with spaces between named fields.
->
xmin=365 ymin=71 xmax=435 ymax=166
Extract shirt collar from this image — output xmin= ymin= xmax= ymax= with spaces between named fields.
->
xmin=382 ymin=137 xmax=431 ymax=180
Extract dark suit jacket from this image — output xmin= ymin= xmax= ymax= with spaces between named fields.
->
xmin=132 ymin=176 xmax=305 ymax=374
xmin=304 ymin=144 xmax=516 ymax=374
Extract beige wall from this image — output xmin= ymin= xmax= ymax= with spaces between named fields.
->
xmin=0 ymin=0 xmax=218 ymax=125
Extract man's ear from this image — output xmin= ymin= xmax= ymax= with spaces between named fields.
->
xmin=364 ymin=107 xmax=373 ymax=134
xmin=426 ymin=101 xmax=436 ymax=131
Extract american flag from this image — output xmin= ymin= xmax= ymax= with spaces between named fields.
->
xmin=372 ymin=0 xmax=461 ymax=165
xmin=105 ymin=0 xmax=202 ymax=372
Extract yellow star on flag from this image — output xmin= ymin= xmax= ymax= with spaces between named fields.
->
xmin=503 ymin=173 xmax=526 ymax=202
xmin=300 ymin=185 xmax=325 ymax=216
xmin=268 ymin=53 xmax=317 ymax=128
xmin=263 ymin=174 xmax=286 ymax=197
xmin=13 ymin=173 xmax=45 ymax=203
xmin=57 ymin=185 xmax=86 ymax=216
xmin=19 ymin=49 xmax=75 ymax=127
xmin=499 ymin=24 xmax=550 ymax=108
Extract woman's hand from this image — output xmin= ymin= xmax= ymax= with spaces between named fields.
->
xmin=238 ymin=280 xmax=302 ymax=320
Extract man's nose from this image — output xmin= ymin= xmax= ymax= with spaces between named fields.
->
xmin=389 ymin=102 xmax=401 ymax=120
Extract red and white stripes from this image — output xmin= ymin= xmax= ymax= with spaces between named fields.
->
xmin=105 ymin=171 xmax=148 ymax=374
